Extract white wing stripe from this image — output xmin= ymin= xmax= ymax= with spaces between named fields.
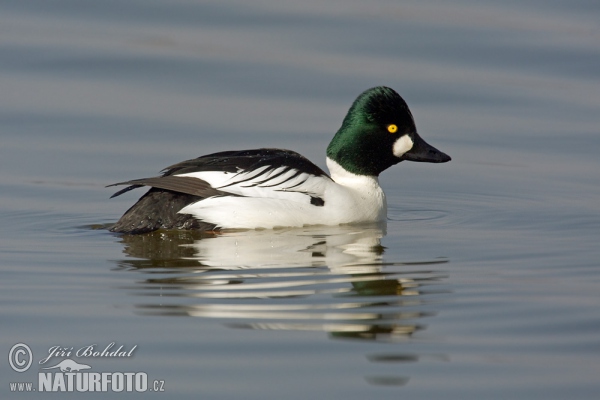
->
xmin=176 ymin=167 xmax=328 ymax=204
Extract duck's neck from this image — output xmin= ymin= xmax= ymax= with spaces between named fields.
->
xmin=326 ymin=157 xmax=387 ymax=222
xmin=326 ymin=157 xmax=380 ymax=188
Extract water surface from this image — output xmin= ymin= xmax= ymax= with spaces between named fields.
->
xmin=1 ymin=1 xmax=599 ymax=399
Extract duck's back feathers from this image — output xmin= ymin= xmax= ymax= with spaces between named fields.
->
xmin=162 ymin=148 xmax=329 ymax=177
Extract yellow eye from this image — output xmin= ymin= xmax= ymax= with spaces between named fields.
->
xmin=387 ymin=124 xmax=398 ymax=134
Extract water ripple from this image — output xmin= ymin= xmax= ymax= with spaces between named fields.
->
xmin=112 ymin=225 xmax=450 ymax=343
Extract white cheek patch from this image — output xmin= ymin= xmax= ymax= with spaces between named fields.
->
xmin=392 ymin=134 xmax=414 ymax=157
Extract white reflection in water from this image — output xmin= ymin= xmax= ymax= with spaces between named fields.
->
xmin=115 ymin=224 xmax=448 ymax=347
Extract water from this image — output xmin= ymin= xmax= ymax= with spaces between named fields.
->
xmin=2 ymin=1 xmax=599 ymax=398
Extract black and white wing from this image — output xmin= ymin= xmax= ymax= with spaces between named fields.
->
xmin=108 ymin=149 xmax=332 ymax=233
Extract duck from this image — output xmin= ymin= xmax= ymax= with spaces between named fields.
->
xmin=108 ymin=86 xmax=451 ymax=234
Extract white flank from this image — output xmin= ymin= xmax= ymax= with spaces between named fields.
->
xmin=392 ymin=134 xmax=414 ymax=157
xmin=176 ymin=158 xmax=387 ymax=229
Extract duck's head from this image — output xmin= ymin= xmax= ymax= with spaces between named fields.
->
xmin=326 ymin=86 xmax=451 ymax=176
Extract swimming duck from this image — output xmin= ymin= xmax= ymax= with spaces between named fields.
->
xmin=108 ymin=86 xmax=450 ymax=234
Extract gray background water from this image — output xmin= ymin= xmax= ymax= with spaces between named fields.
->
xmin=2 ymin=0 xmax=599 ymax=398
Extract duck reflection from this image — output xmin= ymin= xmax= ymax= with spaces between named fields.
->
xmin=114 ymin=224 xmax=447 ymax=345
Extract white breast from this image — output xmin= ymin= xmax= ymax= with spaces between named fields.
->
xmin=323 ymin=157 xmax=387 ymax=224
